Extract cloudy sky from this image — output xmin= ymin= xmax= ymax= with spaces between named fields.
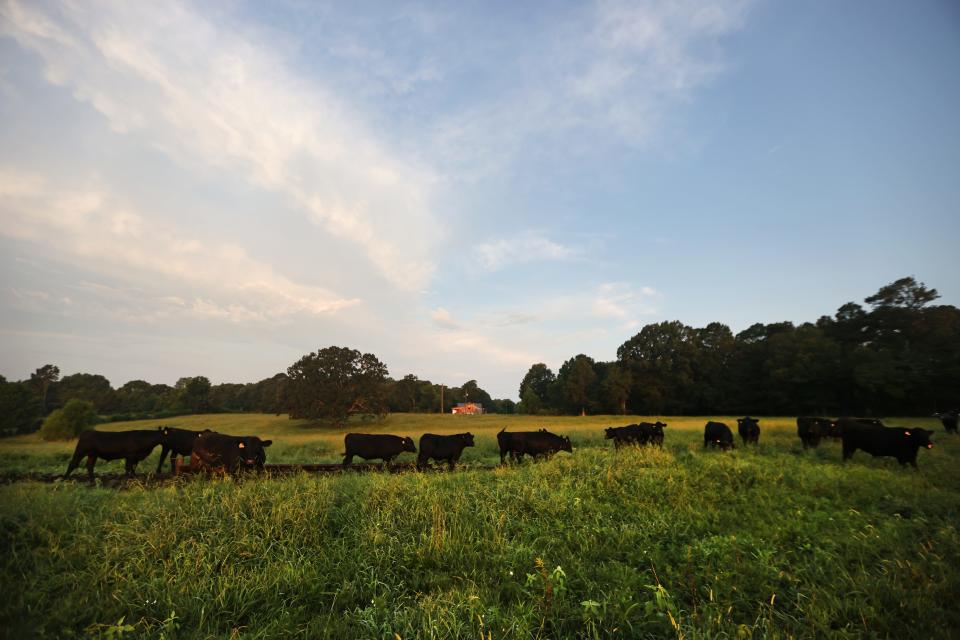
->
xmin=1 ymin=0 xmax=958 ymax=399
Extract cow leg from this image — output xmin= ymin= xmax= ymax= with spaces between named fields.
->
xmin=64 ymin=450 xmax=85 ymax=479
xmin=342 ymin=454 xmax=353 ymax=467
xmin=125 ymin=458 xmax=137 ymax=477
xmin=86 ymin=455 xmax=97 ymax=480
xmin=448 ymin=458 xmax=456 ymax=471
xmin=417 ymin=453 xmax=428 ymax=470
xmin=841 ymin=443 xmax=854 ymax=462
xmin=170 ymin=453 xmax=179 ymax=475
xmin=156 ymin=446 xmax=170 ymax=474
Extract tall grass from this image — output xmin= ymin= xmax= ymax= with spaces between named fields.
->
xmin=1 ymin=414 xmax=958 ymax=638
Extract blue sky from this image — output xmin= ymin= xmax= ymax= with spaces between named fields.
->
xmin=1 ymin=0 xmax=958 ymax=399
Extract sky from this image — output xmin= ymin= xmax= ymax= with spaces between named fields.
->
xmin=1 ymin=0 xmax=958 ymax=400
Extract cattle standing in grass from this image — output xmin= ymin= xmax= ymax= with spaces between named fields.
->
xmin=189 ymin=432 xmax=272 ymax=474
xmin=934 ymin=411 xmax=958 ymax=435
xmin=157 ymin=427 xmax=212 ymax=473
xmin=641 ymin=421 xmax=667 ymax=448
xmin=797 ymin=417 xmax=835 ymax=449
xmin=841 ymin=422 xmax=933 ymax=468
xmin=604 ymin=424 xmax=643 ymax=449
xmin=498 ymin=428 xmax=572 ymax=463
xmin=417 ymin=433 xmax=474 ymax=470
xmin=343 ymin=433 xmax=415 ymax=466
xmin=704 ymin=421 xmax=735 ymax=450
xmin=737 ymin=417 xmax=760 ymax=445
xmin=64 ymin=429 xmax=163 ymax=479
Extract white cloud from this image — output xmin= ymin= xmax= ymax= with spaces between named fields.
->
xmin=474 ymin=232 xmax=576 ymax=272
xmin=0 ymin=169 xmax=359 ymax=320
xmin=0 ymin=0 xmax=440 ymax=290
xmin=430 ymin=306 xmax=460 ymax=330
xmin=593 ymin=282 xmax=662 ymax=321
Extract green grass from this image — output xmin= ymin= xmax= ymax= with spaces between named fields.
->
xmin=1 ymin=414 xmax=958 ymax=639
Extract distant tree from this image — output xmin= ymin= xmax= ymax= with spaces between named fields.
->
xmin=0 ymin=376 xmax=42 ymax=435
xmin=39 ymin=399 xmax=96 ymax=441
xmin=489 ymin=398 xmax=516 ymax=414
xmin=557 ymin=354 xmax=598 ymax=415
xmin=865 ymin=276 xmax=939 ymax=310
xmin=459 ymin=379 xmax=493 ymax=408
xmin=618 ymin=321 xmax=697 ymax=414
xmin=599 ymin=364 xmax=631 ymax=415
xmin=30 ymin=364 xmax=59 ymax=414
xmin=285 ymin=346 xmax=389 ymax=424
xmin=519 ymin=386 xmax=542 ymax=414
xmin=56 ymin=373 xmax=116 ymax=414
xmin=518 ymin=363 xmax=555 ymax=406
xmin=174 ymin=376 xmax=212 ymax=414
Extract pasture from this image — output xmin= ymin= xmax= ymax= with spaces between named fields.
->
xmin=1 ymin=414 xmax=958 ymax=639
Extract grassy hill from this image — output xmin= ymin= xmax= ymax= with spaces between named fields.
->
xmin=1 ymin=413 xmax=958 ymax=638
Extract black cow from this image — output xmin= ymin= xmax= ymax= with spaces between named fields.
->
xmin=934 ymin=411 xmax=958 ymax=435
xmin=417 ymin=433 xmax=474 ymax=470
xmin=498 ymin=428 xmax=572 ymax=464
xmin=642 ymin=421 xmax=667 ymax=448
xmin=796 ymin=417 xmax=835 ymax=449
xmin=737 ymin=417 xmax=760 ymax=445
xmin=604 ymin=424 xmax=644 ymax=449
xmin=841 ymin=422 xmax=934 ymax=468
xmin=834 ymin=417 xmax=884 ymax=439
xmin=190 ymin=432 xmax=273 ymax=474
xmin=343 ymin=433 xmax=415 ymax=466
xmin=157 ymin=426 xmax=212 ymax=473
xmin=64 ymin=429 xmax=163 ymax=479
xmin=704 ymin=421 xmax=735 ymax=450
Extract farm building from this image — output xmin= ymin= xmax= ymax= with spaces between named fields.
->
xmin=451 ymin=402 xmax=484 ymax=415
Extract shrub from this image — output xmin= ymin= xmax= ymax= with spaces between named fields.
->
xmin=39 ymin=399 xmax=97 ymax=441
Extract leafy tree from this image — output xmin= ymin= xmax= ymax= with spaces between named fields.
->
xmin=459 ymin=379 xmax=493 ymax=408
xmin=39 ymin=399 xmax=96 ymax=441
xmin=865 ymin=276 xmax=939 ymax=310
xmin=56 ymin=373 xmax=117 ymax=413
xmin=518 ymin=364 xmax=555 ymax=406
xmin=556 ymin=354 xmax=598 ymax=415
xmin=519 ymin=386 xmax=542 ymax=414
xmin=30 ymin=364 xmax=59 ymax=414
xmin=174 ymin=376 xmax=212 ymax=414
xmin=285 ymin=346 xmax=389 ymax=424
xmin=598 ymin=363 xmax=631 ymax=415
xmin=0 ymin=376 xmax=42 ymax=435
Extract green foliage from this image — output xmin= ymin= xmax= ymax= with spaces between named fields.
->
xmin=285 ymin=346 xmax=389 ymax=423
xmin=556 ymin=354 xmax=598 ymax=415
xmin=29 ymin=364 xmax=59 ymax=414
xmin=1 ymin=413 xmax=958 ymax=638
xmin=55 ymin=373 xmax=117 ymax=413
xmin=39 ymin=399 xmax=96 ymax=441
xmin=174 ymin=376 xmax=212 ymax=414
xmin=0 ymin=377 xmax=42 ymax=436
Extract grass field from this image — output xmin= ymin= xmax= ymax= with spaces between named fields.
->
xmin=1 ymin=413 xmax=958 ymax=639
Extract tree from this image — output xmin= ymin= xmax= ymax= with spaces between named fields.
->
xmin=865 ymin=276 xmax=939 ymax=310
xmin=30 ymin=364 xmax=59 ymax=414
xmin=0 ymin=376 xmax=42 ymax=436
xmin=518 ymin=364 xmax=555 ymax=406
xmin=599 ymin=364 xmax=631 ymax=415
xmin=519 ymin=386 xmax=542 ymax=414
xmin=285 ymin=346 xmax=389 ymax=424
xmin=56 ymin=373 xmax=116 ymax=413
xmin=174 ymin=376 xmax=212 ymax=414
xmin=556 ymin=354 xmax=598 ymax=415
xmin=39 ymin=399 xmax=96 ymax=441
xmin=459 ymin=379 xmax=493 ymax=408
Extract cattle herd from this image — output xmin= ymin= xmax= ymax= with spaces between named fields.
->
xmin=60 ymin=410 xmax=958 ymax=480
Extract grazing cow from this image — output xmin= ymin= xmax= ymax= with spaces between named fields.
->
xmin=604 ymin=424 xmax=644 ymax=449
xmin=934 ymin=411 xmax=958 ymax=435
xmin=703 ymin=421 xmax=735 ymax=450
xmin=156 ymin=427 xmax=212 ymax=473
xmin=841 ymin=423 xmax=934 ymax=468
xmin=497 ymin=428 xmax=572 ymax=464
xmin=737 ymin=417 xmax=760 ymax=445
xmin=417 ymin=433 xmax=475 ymax=470
xmin=642 ymin=421 xmax=668 ymax=448
xmin=189 ymin=432 xmax=273 ymax=474
xmin=796 ymin=417 xmax=835 ymax=449
xmin=64 ymin=429 xmax=163 ymax=479
xmin=343 ymin=433 xmax=415 ymax=466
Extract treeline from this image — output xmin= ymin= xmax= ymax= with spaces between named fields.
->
xmin=0 ymin=351 xmax=511 ymax=436
xmin=517 ymin=277 xmax=960 ymax=416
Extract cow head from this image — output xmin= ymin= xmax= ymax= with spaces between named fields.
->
xmin=604 ymin=427 xmax=617 ymax=440
xmin=654 ymin=421 xmax=667 ymax=428
xmin=561 ymin=436 xmax=573 ymax=453
xmin=904 ymin=429 xmax=934 ymax=450
xmin=461 ymin=433 xmax=475 ymax=447
xmin=238 ymin=437 xmax=272 ymax=468
xmin=402 ymin=436 xmax=416 ymax=453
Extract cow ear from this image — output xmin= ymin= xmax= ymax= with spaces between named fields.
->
xmin=262 ymin=440 xmax=273 ymax=447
